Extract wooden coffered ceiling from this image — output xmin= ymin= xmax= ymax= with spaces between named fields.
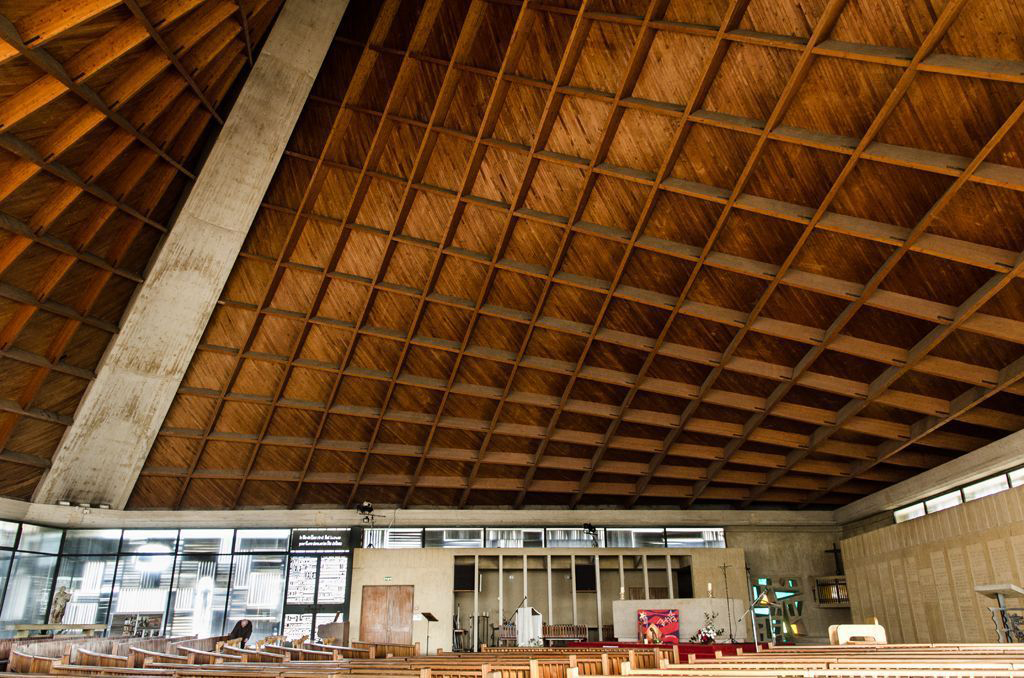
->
xmin=6 ymin=0 xmax=1024 ymax=511
xmin=0 ymin=0 xmax=282 ymax=498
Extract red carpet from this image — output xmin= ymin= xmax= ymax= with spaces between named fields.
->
xmin=567 ymin=641 xmax=771 ymax=659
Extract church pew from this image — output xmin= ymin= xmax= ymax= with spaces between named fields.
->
xmin=304 ymin=643 xmax=372 ymax=659
xmin=8 ymin=636 xmax=149 ymax=673
xmin=178 ymin=648 xmax=235 ymax=665
xmin=219 ymin=646 xmax=288 ymax=663
xmin=131 ymin=648 xmax=189 ymax=668
xmin=265 ymin=645 xmax=333 ymax=661
xmin=9 ymin=648 xmax=66 ymax=674
xmin=171 ymin=637 xmax=230 ymax=654
xmin=50 ymin=663 xmax=173 ymax=676
xmin=351 ymin=641 xmax=420 ymax=658
xmin=75 ymin=648 xmax=132 ymax=669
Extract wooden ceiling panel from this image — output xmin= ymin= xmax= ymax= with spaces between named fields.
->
xmin=829 ymin=0 xmax=934 ymax=49
xmin=670 ymin=124 xmax=757 ymax=193
xmin=606 ymin=108 xmax=676 ymax=174
xmin=0 ymin=0 xmax=1003 ymax=510
xmin=738 ymin=0 xmax=828 ymax=38
xmin=782 ymin=56 xmax=902 ymax=138
xmin=546 ymin=94 xmax=610 ymax=162
xmin=704 ymin=43 xmax=800 ymax=120
xmin=879 ymin=73 xmax=1024 ymax=158
xmin=745 ymin=140 xmax=847 ymax=206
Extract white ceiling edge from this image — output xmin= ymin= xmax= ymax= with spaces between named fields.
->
xmin=0 ymin=497 xmax=837 ymax=529
xmin=836 ymin=427 xmax=1024 ymax=524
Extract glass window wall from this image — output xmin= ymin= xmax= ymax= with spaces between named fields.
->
xmin=1 ymin=553 xmax=57 ymax=626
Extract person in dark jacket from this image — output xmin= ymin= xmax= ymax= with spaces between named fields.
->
xmin=227 ymin=619 xmax=253 ymax=648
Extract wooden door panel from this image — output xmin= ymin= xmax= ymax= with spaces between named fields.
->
xmin=360 ymin=585 xmax=389 ymax=644
xmin=360 ymin=585 xmax=414 ymax=645
xmin=388 ymin=585 xmax=413 ymax=644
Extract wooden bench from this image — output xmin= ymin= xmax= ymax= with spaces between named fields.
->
xmin=177 ymin=647 xmax=235 ymax=665
xmin=304 ymin=642 xmax=372 ymax=659
xmin=352 ymin=641 xmax=420 ymax=658
xmin=75 ymin=648 xmax=132 ymax=669
xmin=220 ymin=646 xmax=287 ymax=663
xmin=9 ymin=648 xmax=66 ymax=674
xmin=264 ymin=644 xmax=332 ymax=661
xmin=542 ymin=625 xmax=587 ymax=646
xmin=130 ymin=648 xmax=189 ymax=668
xmin=51 ymin=663 xmax=173 ymax=676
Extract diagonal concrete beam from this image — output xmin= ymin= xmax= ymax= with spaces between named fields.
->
xmin=33 ymin=0 xmax=348 ymax=508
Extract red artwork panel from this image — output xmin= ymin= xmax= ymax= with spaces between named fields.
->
xmin=637 ymin=608 xmax=679 ymax=643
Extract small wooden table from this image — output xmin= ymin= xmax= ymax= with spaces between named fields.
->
xmin=7 ymin=623 xmax=106 ymax=638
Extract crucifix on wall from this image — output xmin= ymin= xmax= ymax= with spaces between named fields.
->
xmin=825 ymin=543 xmax=844 ymax=575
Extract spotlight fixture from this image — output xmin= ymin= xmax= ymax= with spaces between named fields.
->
xmin=356 ymin=501 xmax=375 ymax=525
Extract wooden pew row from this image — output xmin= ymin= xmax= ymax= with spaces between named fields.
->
xmin=220 ymin=646 xmax=288 ymax=663
xmin=266 ymin=645 xmax=333 ymax=661
xmin=467 ymin=648 xmax=680 ymax=666
xmin=54 ymin=654 xmax=628 ymax=678
xmin=351 ymin=641 xmax=420 ymax=658
xmin=304 ymin=643 xmax=372 ymax=659
xmin=132 ymin=648 xmax=189 ymax=668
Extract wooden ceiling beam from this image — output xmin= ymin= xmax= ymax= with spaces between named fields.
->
xmin=201 ymin=289 xmax=1018 ymax=419
xmin=0 ymin=347 xmax=95 ymax=382
xmin=0 ymin=0 xmax=122 ymax=65
xmin=269 ymin=130 xmax=1024 ymax=276
xmin=569 ymin=0 xmax=849 ymax=508
xmin=681 ymin=0 xmax=974 ymax=506
xmin=452 ymin=0 xmax=670 ymax=509
xmin=0 ymin=133 xmax=166 ymax=232
xmin=409 ymin=9 xmax=598 ymax=508
xmin=0 ymin=0 xmax=206 ymax=129
xmin=805 ymin=355 xmax=1024 ymax=505
xmin=744 ymin=61 xmax=1024 ymax=506
xmin=348 ymin=2 xmax=1024 ymax=85
xmin=0 ymin=282 xmax=117 ymax=335
xmin=355 ymin=2 xmax=554 ymax=510
xmin=217 ymin=280 xmax=1008 ymax=391
xmin=287 ymin=0 xmax=499 ymax=509
xmin=0 ymin=15 xmax=241 ymax=201
xmin=0 ymin=41 xmax=235 ymax=453
xmin=176 ymin=383 xmax=979 ymax=452
xmin=121 ymin=0 xmax=225 ymax=125
xmin=336 ymin=32 xmax=1024 ymax=197
xmin=372 ymin=0 xmax=597 ymax=511
xmin=0 ymin=12 xmax=196 ymax=181
xmin=233 ymin=0 xmax=254 ymax=64
xmin=144 ymin=465 xmax=709 ymax=500
xmin=156 ymin=424 xmax=940 ymax=474
xmin=250 ymin=199 xmax=1024 ymax=348
xmin=0 ymin=397 xmax=72 ymax=427
xmin=0 ymin=211 xmax=142 ymax=283
xmin=179 ymin=351 xmax=1020 ymax=437
xmin=169 ymin=0 xmax=406 ymax=510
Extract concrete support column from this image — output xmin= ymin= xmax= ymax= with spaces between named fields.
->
xmin=33 ymin=0 xmax=348 ymax=507
xmin=473 ymin=555 xmax=479 ymax=651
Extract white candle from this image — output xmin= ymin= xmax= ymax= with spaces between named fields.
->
xmin=707 ymin=582 xmax=713 ymax=595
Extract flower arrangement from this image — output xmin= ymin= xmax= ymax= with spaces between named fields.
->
xmin=689 ymin=611 xmax=724 ymax=644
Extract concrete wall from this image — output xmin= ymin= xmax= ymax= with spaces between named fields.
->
xmin=726 ymin=525 xmax=851 ymax=640
xmin=349 ymin=548 xmax=456 ymax=652
xmin=348 ymin=547 xmax=748 ymax=652
xmin=843 ymin=484 xmax=1024 ymax=643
